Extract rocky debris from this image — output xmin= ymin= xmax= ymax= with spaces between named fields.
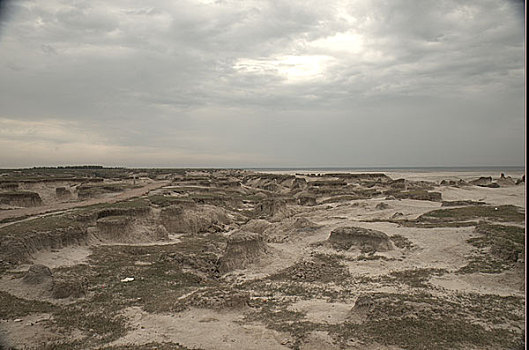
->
xmin=497 ymin=174 xmax=516 ymax=187
xmin=0 ymin=191 xmax=43 ymax=207
xmin=515 ymin=175 xmax=525 ymax=185
xmin=470 ymin=176 xmax=494 ymax=187
xmin=218 ymin=231 xmax=270 ymax=273
xmin=457 ymin=179 xmax=470 ymax=186
xmin=391 ymin=212 xmax=404 ymax=219
xmin=22 ymin=264 xmax=53 ymax=285
xmin=440 ymin=179 xmax=457 ymax=186
xmin=375 ymin=202 xmax=390 ymax=210
xmin=328 ymin=226 xmax=393 ymax=252
xmin=440 ymin=179 xmax=470 ymax=187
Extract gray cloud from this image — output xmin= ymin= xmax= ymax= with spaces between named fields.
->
xmin=0 ymin=0 xmax=524 ymax=167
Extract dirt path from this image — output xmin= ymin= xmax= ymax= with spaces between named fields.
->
xmin=0 ymin=181 xmax=169 ymax=226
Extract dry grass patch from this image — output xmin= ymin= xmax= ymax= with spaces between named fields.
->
xmin=418 ymin=205 xmax=524 ymax=223
xmin=331 ymin=292 xmax=523 ymax=350
xmin=458 ymin=223 xmax=525 ymax=274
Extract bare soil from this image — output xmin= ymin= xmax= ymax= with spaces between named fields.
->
xmin=0 ymin=169 xmax=525 ymax=350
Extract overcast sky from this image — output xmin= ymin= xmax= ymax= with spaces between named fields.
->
xmin=0 ymin=0 xmax=525 ymax=168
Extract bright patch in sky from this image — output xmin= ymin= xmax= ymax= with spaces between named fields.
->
xmin=234 ymin=55 xmax=333 ymax=82
xmin=311 ymin=31 xmax=364 ymax=54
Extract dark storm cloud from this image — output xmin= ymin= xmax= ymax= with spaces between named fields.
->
xmin=0 ymin=0 xmax=524 ymax=167
xmin=0 ymin=0 xmax=14 ymax=37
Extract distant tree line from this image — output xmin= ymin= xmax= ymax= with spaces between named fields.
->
xmin=32 ymin=166 xmax=105 ymax=169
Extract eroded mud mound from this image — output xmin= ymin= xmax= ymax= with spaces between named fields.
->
xmin=328 ymin=226 xmax=393 ymax=252
xmin=0 ymin=222 xmax=89 ymax=265
xmin=218 ymin=231 xmax=270 ymax=274
xmin=55 ymin=187 xmax=72 ymax=200
xmin=95 ymin=215 xmax=168 ymax=243
xmin=22 ymin=264 xmax=89 ymax=299
xmin=161 ymin=204 xmax=230 ymax=234
xmin=254 ymin=198 xmax=291 ymax=220
xmin=0 ymin=191 xmax=43 ymax=207
xmin=271 ymin=253 xmax=350 ymax=283
xmin=95 ymin=216 xmax=132 ymax=240
xmin=470 ymin=176 xmax=494 ymax=187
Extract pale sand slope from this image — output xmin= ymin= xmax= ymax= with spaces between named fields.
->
xmin=110 ymin=307 xmax=291 ymax=350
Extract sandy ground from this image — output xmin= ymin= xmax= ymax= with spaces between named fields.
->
xmin=31 ymin=246 xmax=92 ymax=269
xmin=0 ymin=170 xmax=525 ymax=349
xmin=110 ymin=307 xmax=291 ymax=350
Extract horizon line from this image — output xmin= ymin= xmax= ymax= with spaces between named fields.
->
xmin=0 ymin=165 xmax=525 ymax=170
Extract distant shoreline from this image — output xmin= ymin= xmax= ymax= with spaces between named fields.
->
xmin=0 ymin=165 xmax=524 ymax=172
xmin=247 ymin=166 xmax=525 ymax=172
xmin=250 ymin=167 xmax=525 ymax=182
